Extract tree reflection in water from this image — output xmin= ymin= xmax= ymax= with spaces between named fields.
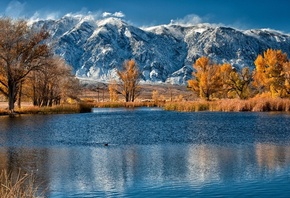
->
xmin=1 ymin=143 xmax=290 ymax=197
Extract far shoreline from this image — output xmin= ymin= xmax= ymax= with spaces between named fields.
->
xmin=1 ymin=97 xmax=290 ymax=117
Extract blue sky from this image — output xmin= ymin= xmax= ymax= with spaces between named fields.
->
xmin=1 ymin=0 xmax=290 ymax=32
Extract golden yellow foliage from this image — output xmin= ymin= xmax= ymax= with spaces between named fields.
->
xmin=253 ymin=49 xmax=289 ymax=97
xmin=188 ymin=56 xmax=254 ymax=100
xmin=227 ymin=67 xmax=252 ymax=99
xmin=284 ymin=62 xmax=290 ymax=95
xmin=152 ymin=90 xmax=159 ymax=103
xmin=188 ymin=57 xmax=223 ymax=100
xmin=108 ymin=80 xmax=118 ymax=102
xmin=117 ymin=59 xmax=141 ymax=102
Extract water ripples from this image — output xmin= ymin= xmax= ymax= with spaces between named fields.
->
xmin=1 ymin=109 xmax=290 ymax=197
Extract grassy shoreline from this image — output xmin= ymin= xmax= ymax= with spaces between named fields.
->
xmin=0 ymin=101 xmax=159 ymax=116
xmin=164 ymin=98 xmax=290 ymax=112
xmin=0 ymin=103 xmax=94 ymax=116
xmin=1 ymin=98 xmax=290 ymax=116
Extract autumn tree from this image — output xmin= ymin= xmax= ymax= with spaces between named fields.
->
xmin=219 ymin=63 xmax=233 ymax=98
xmin=152 ymin=90 xmax=159 ymax=104
xmin=223 ymin=66 xmax=252 ymax=99
xmin=284 ymin=62 xmax=290 ymax=95
xmin=0 ymin=18 xmax=50 ymax=113
xmin=117 ymin=59 xmax=141 ymax=102
xmin=108 ymin=80 xmax=118 ymax=102
xmin=188 ymin=57 xmax=223 ymax=100
xmin=26 ymin=57 xmax=79 ymax=106
xmin=0 ymin=64 xmax=8 ymax=99
xmin=253 ymin=49 xmax=289 ymax=97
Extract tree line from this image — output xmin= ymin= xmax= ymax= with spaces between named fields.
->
xmin=112 ymin=49 xmax=290 ymax=103
xmin=0 ymin=18 xmax=79 ymax=113
xmin=188 ymin=49 xmax=290 ymax=100
xmin=108 ymin=49 xmax=290 ymax=103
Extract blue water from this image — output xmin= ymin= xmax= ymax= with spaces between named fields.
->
xmin=0 ymin=108 xmax=290 ymax=197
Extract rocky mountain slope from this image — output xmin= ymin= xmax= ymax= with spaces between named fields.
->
xmin=33 ymin=15 xmax=290 ymax=84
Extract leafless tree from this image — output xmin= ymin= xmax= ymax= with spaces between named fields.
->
xmin=27 ymin=57 xmax=80 ymax=106
xmin=0 ymin=18 xmax=50 ymax=113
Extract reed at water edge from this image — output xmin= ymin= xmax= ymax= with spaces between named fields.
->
xmin=163 ymin=98 xmax=290 ymax=112
xmin=0 ymin=169 xmax=45 ymax=198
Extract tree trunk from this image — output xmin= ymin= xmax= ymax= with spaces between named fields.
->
xmin=17 ymin=80 xmax=23 ymax=109
xmin=8 ymin=95 xmax=15 ymax=113
xmin=131 ymin=91 xmax=135 ymax=102
xmin=125 ymin=92 xmax=129 ymax=102
xmin=8 ymin=79 xmax=18 ymax=114
xmin=48 ymin=89 xmax=53 ymax=107
xmin=48 ymin=99 xmax=53 ymax=107
xmin=41 ymin=98 xmax=48 ymax=107
xmin=33 ymin=84 xmax=37 ymax=106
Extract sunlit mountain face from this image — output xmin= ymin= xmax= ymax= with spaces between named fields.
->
xmin=33 ymin=15 xmax=290 ymax=84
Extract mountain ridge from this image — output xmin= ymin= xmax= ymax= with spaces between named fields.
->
xmin=33 ymin=15 xmax=290 ymax=84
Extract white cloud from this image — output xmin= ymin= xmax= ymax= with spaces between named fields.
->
xmin=66 ymin=8 xmax=103 ymax=20
xmin=102 ymin=11 xmax=125 ymax=18
xmin=30 ymin=11 xmax=60 ymax=20
xmin=113 ymin=11 xmax=125 ymax=18
xmin=170 ymin=14 xmax=203 ymax=26
xmin=3 ymin=2 xmax=126 ymax=25
xmin=5 ymin=0 xmax=26 ymax=18
xmin=102 ymin=12 xmax=111 ymax=18
xmin=45 ymin=12 xmax=60 ymax=20
xmin=4 ymin=0 xmax=61 ymax=23
xmin=64 ymin=10 xmax=104 ymax=21
xmin=27 ymin=11 xmax=61 ymax=25
xmin=28 ymin=10 xmax=104 ymax=25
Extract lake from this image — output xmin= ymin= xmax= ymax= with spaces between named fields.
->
xmin=0 ymin=108 xmax=290 ymax=197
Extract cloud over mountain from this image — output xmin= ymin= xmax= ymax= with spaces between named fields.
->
xmin=102 ymin=11 xmax=125 ymax=18
xmin=170 ymin=14 xmax=203 ymax=26
xmin=4 ymin=0 xmax=26 ymax=18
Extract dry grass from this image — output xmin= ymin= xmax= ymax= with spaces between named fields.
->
xmin=164 ymin=98 xmax=290 ymax=112
xmin=18 ymin=102 xmax=97 ymax=114
xmin=214 ymin=99 xmax=254 ymax=111
xmin=0 ymin=101 xmax=157 ymax=116
xmin=0 ymin=103 xmax=94 ymax=116
xmin=0 ymin=108 xmax=9 ymax=115
xmin=0 ymin=169 xmax=44 ymax=198
xmin=14 ymin=104 xmax=82 ymax=115
xmin=250 ymin=98 xmax=290 ymax=112
xmin=164 ymin=101 xmax=209 ymax=112
xmin=0 ymin=101 xmax=156 ymax=116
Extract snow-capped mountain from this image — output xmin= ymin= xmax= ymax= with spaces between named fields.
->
xmin=33 ymin=15 xmax=290 ymax=84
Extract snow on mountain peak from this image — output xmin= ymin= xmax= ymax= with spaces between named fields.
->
xmin=97 ymin=17 xmax=127 ymax=28
xmin=36 ymin=14 xmax=290 ymax=84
